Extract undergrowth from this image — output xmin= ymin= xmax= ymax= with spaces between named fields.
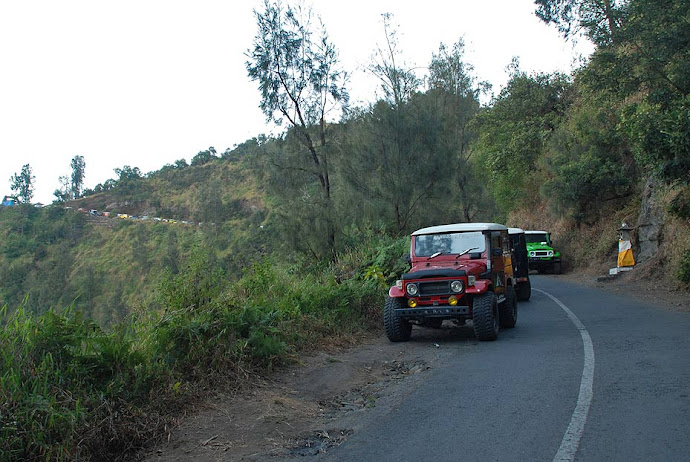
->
xmin=0 ymin=238 xmax=392 ymax=461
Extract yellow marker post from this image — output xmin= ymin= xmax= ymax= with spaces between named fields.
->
xmin=617 ymin=223 xmax=635 ymax=270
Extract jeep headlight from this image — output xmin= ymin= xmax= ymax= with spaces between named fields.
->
xmin=547 ymin=251 xmax=554 ymax=257
xmin=450 ymin=280 xmax=464 ymax=293
xmin=529 ymin=251 xmax=536 ymax=257
xmin=406 ymin=283 xmax=419 ymax=296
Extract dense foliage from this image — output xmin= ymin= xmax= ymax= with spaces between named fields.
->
xmin=0 ymin=231 xmax=403 ymax=460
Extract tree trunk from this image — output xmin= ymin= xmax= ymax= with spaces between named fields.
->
xmin=602 ymin=0 xmax=618 ymax=43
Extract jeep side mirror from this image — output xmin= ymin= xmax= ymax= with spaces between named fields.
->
xmin=403 ymin=253 xmax=411 ymax=264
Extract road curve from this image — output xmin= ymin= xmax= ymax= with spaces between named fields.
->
xmin=308 ymin=276 xmax=690 ymax=462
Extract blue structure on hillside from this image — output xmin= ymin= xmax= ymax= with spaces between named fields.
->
xmin=2 ymin=195 xmax=18 ymax=206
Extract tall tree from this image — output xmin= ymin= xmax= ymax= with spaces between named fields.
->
xmin=53 ymin=175 xmax=71 ymax=202
xmin=10 ymin=164 xmax=35 ymax=203
xmin=534 ymin=0 xmax=626 ymax=45
xmin=596 ymin=0 xmax=690 ymax=186
xmin=246 ymin=0 xmax=348 ymax=259
xmin=337 ymin=14 xmax=445 ymax=234
xmin=541 ymin=88 xmax=636 ymax=225
xmin=369 ymin=13 xmax=421 ymax=106
xmin=471 ymin=68 xmax=573 ymax=214
xmin=428 ymin=40 xmax=489 ymax=222
xmin=428 ymin=39 xmax=488 ymax=100
xmin=70 ymin=155 xmax=86 ymax=199
xmin=340 ymin=92 xmax=451 ymax=234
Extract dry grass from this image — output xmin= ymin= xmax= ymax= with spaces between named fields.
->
xmin=507 ymin=183 xmax=689 ymax=291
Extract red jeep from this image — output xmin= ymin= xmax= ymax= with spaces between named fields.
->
xmin=384 ymin=223 xmax=518 ymax=342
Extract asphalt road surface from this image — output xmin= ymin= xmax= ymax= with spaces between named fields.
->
xmin=312 ymin=275 xmax=690 ymax=462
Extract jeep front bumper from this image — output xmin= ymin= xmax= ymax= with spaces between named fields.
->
xmin=396 ymin=305 xmax=470 ymax=317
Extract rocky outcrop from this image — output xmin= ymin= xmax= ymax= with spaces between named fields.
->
xmin=636 ymin=178 xmax=665 ymax=263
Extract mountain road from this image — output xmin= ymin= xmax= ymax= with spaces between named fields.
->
xmin=147 ymin=275 xmax=689 ymax=462
xmin=307 ymin=275 xmax=690 ymax=462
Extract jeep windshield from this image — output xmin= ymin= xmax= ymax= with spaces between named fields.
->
xmin=414 ymin=231 xmax=486 ymax=257
xmin=525 ymin=233 xmax=549 ymax=244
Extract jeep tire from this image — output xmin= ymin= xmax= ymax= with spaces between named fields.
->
xmin=553 ymin=261 xmax=562 ymax=274
xmin=384 ymin=296 xmax=412 ymax=342
xmin=499 ymin=285 xmax=518 ymax=328
xmin=517 ymin=279 xmax=531 ymax=301
xmin=472 ymin=292 xmax=499 ymax=341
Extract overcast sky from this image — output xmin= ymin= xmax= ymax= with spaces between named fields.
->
xmin=0 ymin=0 xmax=593 ymax=204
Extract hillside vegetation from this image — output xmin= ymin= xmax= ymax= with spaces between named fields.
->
xmin=1 ymin=0 xmax=689 ymax=460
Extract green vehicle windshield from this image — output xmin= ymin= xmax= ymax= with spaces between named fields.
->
xmin=525 ymin=233 xmax=550 ymax=245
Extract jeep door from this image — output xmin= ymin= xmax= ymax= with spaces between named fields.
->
xmin=489 ymin=231 xmax=507 ymax=296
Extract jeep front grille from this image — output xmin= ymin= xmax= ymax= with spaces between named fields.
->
xmin=418 ymin=281 xmax=451 ymax=296
xmin=534 ymin=251 xmax=550 ymax=257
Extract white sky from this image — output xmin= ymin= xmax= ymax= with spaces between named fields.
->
xmin=0 ymin=0 xmax=593 ymax=204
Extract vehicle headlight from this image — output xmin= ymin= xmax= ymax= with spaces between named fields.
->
xmin=468 ymin=275 xmax=475 ymax=286
xmin=450 ymin=280 xmax=464 ymax=293
xmin=406 ymin=283 xmax=419 ymax=296
xmin=408 ymin=298 xmax=417 ymax=308
xmin=448 ymin=295 xmax=458 ymax=306
xmin=529 ymin=251 xmax=535 ymax=257
xmin=547 ymin=251 xmax=554 ymax=257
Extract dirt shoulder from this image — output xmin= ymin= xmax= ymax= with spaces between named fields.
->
xmin=558 ymin=265 xmax=690 ymax=313
xmin=143 ymin=328 xmax=463 ymax=462
xmin=143 ymin=271 xmax=688 ymax=462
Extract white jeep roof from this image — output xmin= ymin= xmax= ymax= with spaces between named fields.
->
xmin=525 ymin=230 xmax=548 ymax=234
xmin=412 ymin=222 xmax=507 ymax=236
xmin=508 ymin=227 xmax=525 ymax=234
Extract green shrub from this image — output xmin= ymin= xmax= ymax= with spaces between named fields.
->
xmin=158 ymin=245 xmax=226 ymax=311
xmin=0 ymin=305 xmax=159 ymax=461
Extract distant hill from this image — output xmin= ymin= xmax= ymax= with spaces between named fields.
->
xmin=0 ymin=146 xmax=274 ymax=326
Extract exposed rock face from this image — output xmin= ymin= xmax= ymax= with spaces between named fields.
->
xmin=636 ymin=178 xmax=665 ymax=263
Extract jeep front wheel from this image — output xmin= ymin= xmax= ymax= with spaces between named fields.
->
xmin=384 ymin=296 xmax=412 ymax=342
xmin=472 ymin=292 xmax=499 ymax=341
xmin=499 ymin=285 xmax=518 ymax=328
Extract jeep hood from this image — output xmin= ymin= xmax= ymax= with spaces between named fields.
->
xmin=526 ymin=243 xmax=554 ymax=251
xmin=407 ymin=260 xmax=486 ymax=278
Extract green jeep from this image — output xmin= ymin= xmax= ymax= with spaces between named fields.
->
xmin=525 ymin=230 xmax=561 ymax=274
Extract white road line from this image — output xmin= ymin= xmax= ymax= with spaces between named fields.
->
xmin=534 ymin=288 xmax=595 ymax=462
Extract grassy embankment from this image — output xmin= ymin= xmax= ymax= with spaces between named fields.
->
xmin=0 ymin=229 xmax=408 ymax=461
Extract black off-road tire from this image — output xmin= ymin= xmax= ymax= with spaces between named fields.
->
xmin=384 ymin=296 xmax=412 ymax=342
xmin=553 ymin=261 xmax=562 ymax=274
xmin=517 ymin=279 xmax=531 ymax=301
xmin=472 ymin=292 xmax=499 ymax=341
xmin=499 ymin=285 xmax=518 ymax=328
